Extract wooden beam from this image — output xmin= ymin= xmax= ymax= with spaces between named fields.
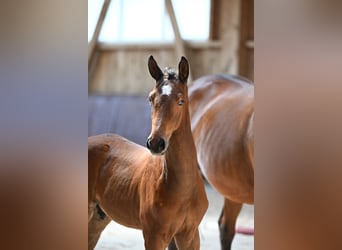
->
xmin=88 ymin=0 xmax=111 ymax=69
xmin=165 ymin=0 xmax=192 ymax=82
xmin=97 ymin=41 xmax=222 ymax=51
xmin=209 ymin=0 xmax=221 ymax=40
xmin=238 ymin=0 xmax=254 ymax=80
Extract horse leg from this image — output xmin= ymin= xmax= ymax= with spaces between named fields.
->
xmin=168 ymin=238 xmax=178 ymax=250
xmin=142 ymin=231 xmax=169 ymax=250
xmin=218 ymin=199 xmax=242 ymax=250
xmin=173 ymin=228 xmax=200 ymax=250
xmin=88 ymin=204 xmax=111 ymax=250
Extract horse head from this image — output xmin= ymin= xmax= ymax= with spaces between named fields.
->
xmin=146 ymin=56 xmax=189 ymax=155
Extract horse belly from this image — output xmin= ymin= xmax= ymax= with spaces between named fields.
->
xmin=208 ymin=172 xmax=254 ymax=204
xmin=96 ymin=162 xmax=143 ymax=229
xmin=200 ymin=155 xmax=254 ymax=203
xmin=195 ymin=129 xmax=254 ymax=204
xmin=98 ymin=183 xmax=142 ymax=229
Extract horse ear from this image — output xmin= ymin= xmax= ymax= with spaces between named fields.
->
xmin=178 ymin=56 xmax=189 ymax=83
xmin=148 ymin=56 xmax=163 ymax=82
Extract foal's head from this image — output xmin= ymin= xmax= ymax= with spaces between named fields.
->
xmin=146 ymin=56 xmax=190 ymax=155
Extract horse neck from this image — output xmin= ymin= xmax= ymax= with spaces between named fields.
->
xmin=164 ymin=104 xmax=198 ymax=185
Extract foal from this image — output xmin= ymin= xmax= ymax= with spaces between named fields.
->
xmin=88 ymin=56 xmax=208 ymax=250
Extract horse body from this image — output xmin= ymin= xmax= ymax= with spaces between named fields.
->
xmin=88 ymin=57 xmax=208 ymax=250
xmin=89 ymin=134 xmax=148 ymax=229
xmin=188 ymin=74 xmax=254 ymax=249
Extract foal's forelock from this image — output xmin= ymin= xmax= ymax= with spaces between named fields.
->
xmin=163 ymin=67 xmax=177 ymax=81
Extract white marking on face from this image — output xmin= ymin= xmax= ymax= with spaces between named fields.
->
xmin=161 ymin=85 xmax=172 ymax=96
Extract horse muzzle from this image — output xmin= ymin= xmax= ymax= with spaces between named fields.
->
xmin=146 ymin=136 xmax=167 ymax=155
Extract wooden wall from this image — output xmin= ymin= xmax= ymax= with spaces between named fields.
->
xmin=88 ymin=0 xmax=253 ymax=96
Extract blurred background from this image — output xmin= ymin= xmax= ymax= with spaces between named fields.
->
xmin=88 ymin=0 xmax=253 ymax=144
xmin=88 ymin=0 xmax=254 ymax=249
xmin=2 ymin=0 xmax=341 ymax=249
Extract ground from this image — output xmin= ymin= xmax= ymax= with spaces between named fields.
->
xmin=94 ymin=184 xmax=254 ymax=250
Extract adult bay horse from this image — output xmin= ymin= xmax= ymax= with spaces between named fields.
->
xmin=188 ymin=74 xmax=254 ymax=250
xmin=88 ymin=56 xmax=208 ymax=250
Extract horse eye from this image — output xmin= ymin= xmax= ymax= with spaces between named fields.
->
xmin=178 ymin=99 xmax=184 ymax=106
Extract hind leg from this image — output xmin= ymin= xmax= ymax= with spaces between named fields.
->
xmin=88 ymin=204 xmax=111 ymax=250
xmin=218 ymin=199 xmax=242 ymax=250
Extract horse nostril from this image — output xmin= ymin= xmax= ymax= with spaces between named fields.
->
xmin=157 ymin=138 xmax=165 ymax=152
xmin=147 ymin=137 xmax=166 ymax=154
xmin=146 ymin=138 xmax=151 ymax=149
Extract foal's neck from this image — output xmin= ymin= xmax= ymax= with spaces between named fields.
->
xmin=164 ymin=104 xmax=198 ymax=184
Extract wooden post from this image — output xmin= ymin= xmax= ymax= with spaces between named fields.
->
xmin=88 ymin=0 xmax=111 ymax=69
xmin=165 ymin=0 xmax=192 ymax=82
xmin=238 ymin=0 xmax=254 ymax=80
xmin=209 ymin=0 xmax=222 ymax=40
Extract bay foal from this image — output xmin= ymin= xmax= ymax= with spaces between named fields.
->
xmin=188 ymin=74 xmax=254 ymax=249
xmin=88 ymin=56 xmax=208 ymax=250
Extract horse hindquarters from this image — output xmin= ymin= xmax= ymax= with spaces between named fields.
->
xmin=88 ymin=138 xmax=112 ymax=249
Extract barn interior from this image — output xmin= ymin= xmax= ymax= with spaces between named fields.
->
xmin=88 ymin=0 xmax=254 ymax=249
